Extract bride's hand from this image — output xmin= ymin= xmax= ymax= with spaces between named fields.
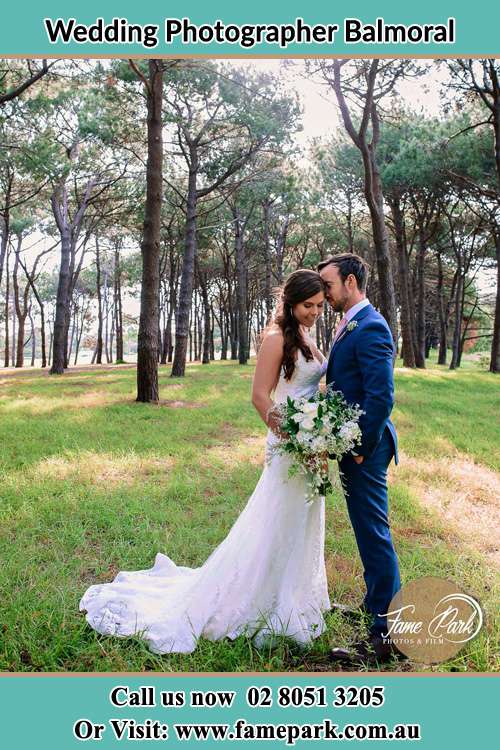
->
xmin=266 ymin=406 xmax=288 ymax=439
xmin=268 ymin=413 xmax=288 ymax=439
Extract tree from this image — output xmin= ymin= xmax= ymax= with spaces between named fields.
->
xmin=132 ymin=59 xmax=165 ymax=401
xmin=446 ymin=60 xmax=500 ymax=190
xmin=312 ymin=60 xmax=423 ymax=345
xmin=0 ymin=60 xmax=57 ymax=105
xmin=444 ymin=60 xmax=500 ymax=372
xmin=167 ymin=63 xmax=299 ymax=377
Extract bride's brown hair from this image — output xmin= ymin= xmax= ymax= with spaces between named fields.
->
xmin=263 ymin=269 xmax=326 ymax=381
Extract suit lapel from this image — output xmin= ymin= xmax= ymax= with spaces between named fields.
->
xmin=330 ymin=303 xmax=373 ymax=357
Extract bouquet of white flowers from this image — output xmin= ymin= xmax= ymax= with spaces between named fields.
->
xmin=269 ymin=386 xmax=363 ymax=502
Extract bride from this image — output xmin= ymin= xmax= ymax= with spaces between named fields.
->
xmin=79 ymin=269 xmax=331 ymax=654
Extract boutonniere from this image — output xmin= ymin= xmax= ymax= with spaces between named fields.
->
xmin=347 ymin=321 xmax=358 ymax=332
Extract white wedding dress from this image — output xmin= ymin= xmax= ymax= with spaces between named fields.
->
xmin=79 ymin=350 xmax=331 ymax=654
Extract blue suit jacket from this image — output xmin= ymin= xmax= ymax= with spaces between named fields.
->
xmin=326 ymin=303 xmax=398 ymax=463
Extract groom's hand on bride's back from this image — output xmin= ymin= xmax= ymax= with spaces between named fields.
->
xmin=353 ymin=455 xmax=364 ymax=464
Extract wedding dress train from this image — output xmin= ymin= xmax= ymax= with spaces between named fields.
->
xmin=79 ymin=350 xmax=331 ymax=654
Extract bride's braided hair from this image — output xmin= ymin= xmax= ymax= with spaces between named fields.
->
xmin=265 ymin=269 xmax=326 ymax=381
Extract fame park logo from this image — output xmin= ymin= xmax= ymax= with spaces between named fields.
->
xmin=381 ymin=577 xmax=484 ymax=663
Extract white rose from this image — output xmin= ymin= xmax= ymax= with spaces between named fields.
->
xmin=296 ymin=432 xmax=309 ymax=445
xmin=300 ymin=417 xmax=315 ymax=431
xmin=302 ymin=401 xmax=319 ymax=416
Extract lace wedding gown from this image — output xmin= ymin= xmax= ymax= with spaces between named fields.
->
xmin=79 ymin=350 xmax=331 ymax=654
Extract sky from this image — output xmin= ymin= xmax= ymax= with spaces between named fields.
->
xmin=238 ymin=59 xmax=446 ymax=148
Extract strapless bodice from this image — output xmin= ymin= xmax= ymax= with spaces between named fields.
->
xmin=273 ymin=348 xmax=328 ymax=404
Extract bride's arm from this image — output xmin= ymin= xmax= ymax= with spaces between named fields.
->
xmin=251 ymin=330 xmax=284 ymax=435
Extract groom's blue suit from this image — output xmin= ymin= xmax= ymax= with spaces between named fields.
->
xmin=326 ymin=302 xmax=401 ymax=637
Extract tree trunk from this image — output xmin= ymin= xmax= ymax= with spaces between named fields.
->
xmin=11 ymin=289 xmax=16 ymax=365
xmin=220 ymin=307 xmax=228 ymax=360
xmin=197 ymin=267 xmax=211 ymax=365
xmin=262 ymin=200 xmax=273 ymax=320
xmin=19 ymin=254 xmax=47 ymax=368
xmin=330 ymin=60 xmax=397 ymax=344
xmin=67 ymin=304 xmax=76 ymax=363
xmin=13 ymin=250 xmax=23 ymax=367
xmin=136 ymin=60 xmax=163 ymax=402
xmin=209 ymin=304 xmax=215 ymax=360
xmin=0 ymin=218 xmax=8 ymax=293
xmin=29 ymin=309 xmax=36 ymax=366
xmin=230 ymin=310 xmax=238 ymax=360
xmin=114 ymin=246 xmax=124 ymax=362
xmin=234 ymin=208 xmax=248 ymax=365
xmin=490 ymin=225 xmax=500 ymax=373
xmin=363 ymin=146 xmax=398 ymax=345
xmin=0 ymin=176 xmax=12 ymax=290
xmin=108 ymin=304 xmax=114 ymax=364
xmin=95 ymin=235 xmax=103 ymax=364
xmin=164 ymin=259 xmax=177 ymax=364
xmin=39 ymin=303 xmax=47 ymax=368
xmin=164 ymin=309 xmax=173 ymax=364
xmin=414 ymin=228 xmax=427 ymax=368
xmin=63 ymin=304 xmax=71 ymax=369
xmin=193 ymin=291 xmax=198 ymax=361
xmin=74 ymin=300 xmax=88 ymax=365
xmin=449 ymin=270 xmax=463 ymax=370
xmin=172 ymin=149 xmax=198 ymax=377
xmin=197 ymin=314 xmax=202 ymax=361
xmin=4 ymin=248 xmax=9 ymax=367
xmin=13 ymin=244 xmax=30 ymax=369
xmin=104 ymin=271 xmax=111 ymax=363
xmin=275 ymin=215 xmax=289 ymax=286
xmin=389 ymin=195 xmax=415 ymax=367
xmin=50 ymin=215 xmax=71 ymax=374
xmin=160 ymin=290 xmax=169 ymax=365
xmin=48 ymin=318 xmax=53 ymax=367
xmin=436 ymin=249 xmax=447 ymax=365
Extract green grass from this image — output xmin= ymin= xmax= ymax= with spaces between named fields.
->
xmin=0 ymin=354 xmax=498 ymax=673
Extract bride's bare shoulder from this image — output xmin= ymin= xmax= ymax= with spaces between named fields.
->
xmin=264 ymin=323 xmax=283 ymax=338
xmin=258 ymin=325 xmax=284 ymax=356
xmin=261 ymin=325 xmax=284 ymax=343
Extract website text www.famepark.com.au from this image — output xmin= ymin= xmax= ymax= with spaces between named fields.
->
xmin=76 ymin=717 xmax=421 ymax=744
xmin=173 ymin=718 xmax=421 ymax=743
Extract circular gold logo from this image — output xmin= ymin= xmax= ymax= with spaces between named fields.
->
xmin=382 ymin=577 xmax=484 ymax=663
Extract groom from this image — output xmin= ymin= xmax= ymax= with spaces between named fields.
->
xmin=318 ymin=253 xmax=402 ymax=665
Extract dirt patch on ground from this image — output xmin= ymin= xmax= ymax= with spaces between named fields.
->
xmin=206 ymin=435 xmax=265 ymax=468
xmin=0 ymin=364 xmax=136 ymax=380
xmin=325 ymin=553 xmax=360 ymax=586
xmin=157 ymin=399 xmax=205 ymax=408
xmin=34 ymin=451 xmax=176 ymax=486
xmin=391 ymin=451 xmax=500 ymax=569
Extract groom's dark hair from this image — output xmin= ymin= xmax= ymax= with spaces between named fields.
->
xmin=317 ymin=253 xmax=369 ymax=292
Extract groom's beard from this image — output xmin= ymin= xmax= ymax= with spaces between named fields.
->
xmin=328 ymin=298 xmax=346 ymax=313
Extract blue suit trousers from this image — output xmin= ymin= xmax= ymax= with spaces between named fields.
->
xmin=338 ymin=427 xmax=401 ymax=637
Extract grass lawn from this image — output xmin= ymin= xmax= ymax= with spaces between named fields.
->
xmin=0 ymin=353 xmax=498 ymax=672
